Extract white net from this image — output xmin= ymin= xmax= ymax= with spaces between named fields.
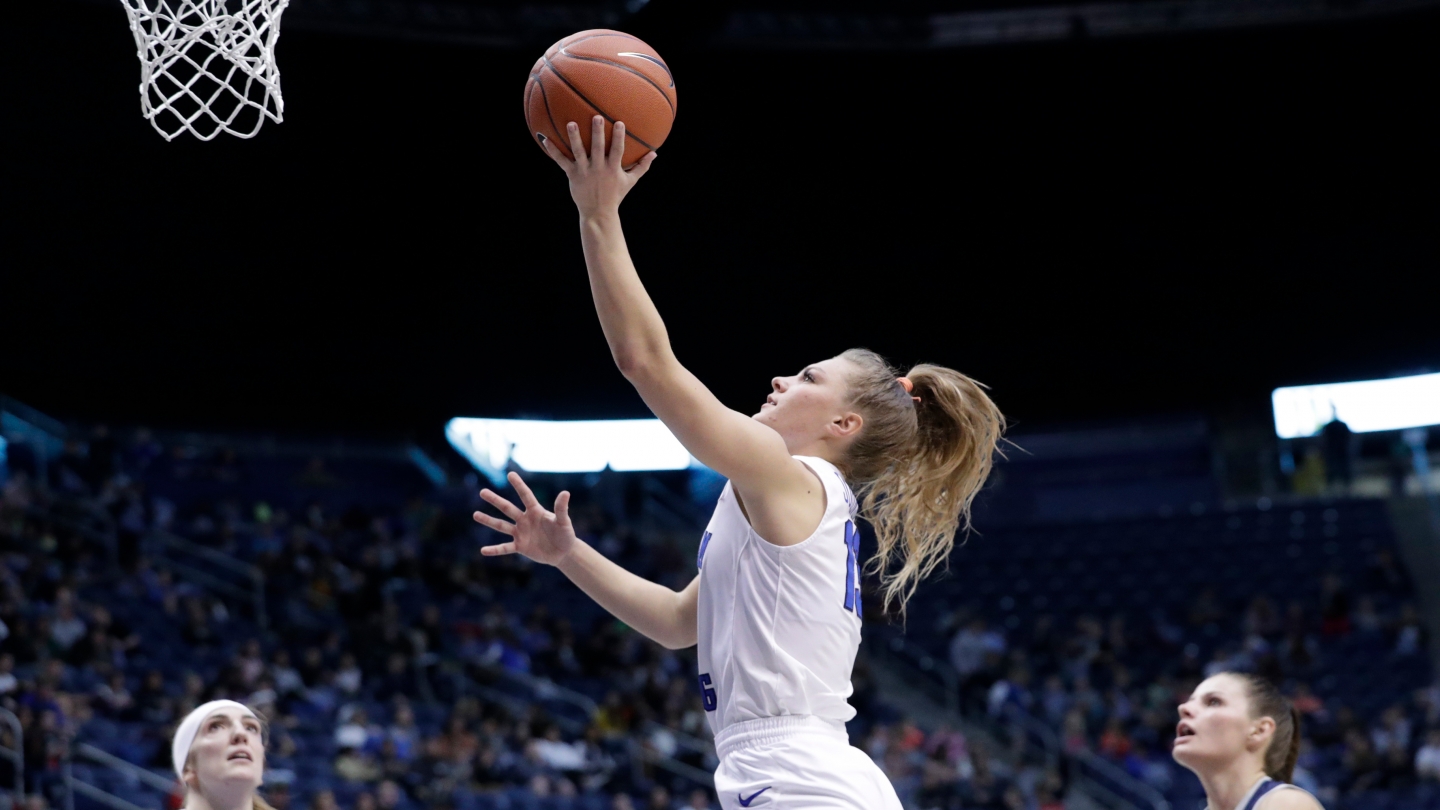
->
xmin=120 ymin=0 xmax=290 ymax=141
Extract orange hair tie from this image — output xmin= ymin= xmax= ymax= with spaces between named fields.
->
xmin=897 ymin=377 xmax=922 ymax=404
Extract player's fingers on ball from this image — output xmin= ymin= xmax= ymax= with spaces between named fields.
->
xmin=566 ymin=122 xmax=586 ymax=166
xmin=508 ymin=471 xmax=543 ymax=509
xmin=479 ymin=488 xmax=524 ymax=520
xmin=591 ymin=115 xmax=607 ymax=162
xmin=610 ymin=122 xmax=626 ymax=165
xmin=480 ymin=543 xmax=517 ymax=556
xmin=538 ymin=134 xmax=571 ymax=169
xmin=628 ymin=151 xmax=657 ymax=178
xmin=471 ymin=512 xmax=515 ymax=535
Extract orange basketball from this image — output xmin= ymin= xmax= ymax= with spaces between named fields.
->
xmin=524 ymin=30 xmax=676 ymax=169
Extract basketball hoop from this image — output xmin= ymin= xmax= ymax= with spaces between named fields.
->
xmin=119 ymin=0 xmax=289 ymax=141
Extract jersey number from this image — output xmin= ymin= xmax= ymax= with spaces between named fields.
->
xmin=843 ymin=520 xmax=862 ymax=618
xmin=698 ymin=673 xmax=717 ymax=711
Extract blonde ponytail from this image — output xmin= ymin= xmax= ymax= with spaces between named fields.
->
xmin=837 ymin=349 xmax=1005 ymax=614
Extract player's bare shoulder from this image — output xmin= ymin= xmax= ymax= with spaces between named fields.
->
xmin=1260 ymin=789 xmax=1324 ymax=810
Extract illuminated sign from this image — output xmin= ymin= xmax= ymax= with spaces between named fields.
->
xmin=1272 ymin=372 xmax=1440 ymax=439
xmin=445 ymin=417 xmax=702 ymax=484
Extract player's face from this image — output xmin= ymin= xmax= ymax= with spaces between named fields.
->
xmin=185 ymin=709 xmax=265 ymax=792
xmin=1172 ymin=674 xmax=1257 ymax=771
xmin=753 ymin=357 xmax=859 ymax=447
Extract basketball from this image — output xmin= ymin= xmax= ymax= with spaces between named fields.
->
xmin=524 ymin=30 xmax=677 ymax=168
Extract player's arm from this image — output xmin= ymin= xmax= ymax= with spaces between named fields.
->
xmin=474 ymin=472 xmax=698 ymax=649
xmin=541 ymin=117 xmax=820 ymax=541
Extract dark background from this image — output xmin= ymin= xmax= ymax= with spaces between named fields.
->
xmin=5 ymin=1 xmax=1438 ymax=438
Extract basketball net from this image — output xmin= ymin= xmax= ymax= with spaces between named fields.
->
xmin=119 ymin=0 xmax=289 ymax=141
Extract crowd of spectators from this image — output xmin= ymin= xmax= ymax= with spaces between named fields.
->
xmin=1 ymin=428 xmax=942 ymax=810
xmin=6 ymin=423 xmax=1436 ymax=810
xmin=939 ymin=540 xmax=1434 ymax=808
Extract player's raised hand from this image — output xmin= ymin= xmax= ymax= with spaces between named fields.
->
xmin=540 ymin=115 xmax=657 ymax=218
xmin=473 ymin=472 xmax=577 ymax=565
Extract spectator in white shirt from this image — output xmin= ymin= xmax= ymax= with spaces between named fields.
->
xmin=1415 ymin=730 xmax=1440 ymax=781
xmin=949 ymin=619 xmax=1005 ymax=680
xmin=50 ymin=602 xmax=87 ymax=651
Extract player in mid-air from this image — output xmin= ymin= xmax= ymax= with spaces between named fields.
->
xmin=1173 ymin=673 xmax=1324 ymax=810
xmin=171 ymin=700 xmax=273 ymax=810
xmin=472 ymin=117 xmax=1004 ymax=809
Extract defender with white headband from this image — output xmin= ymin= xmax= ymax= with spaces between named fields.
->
xmin=172 ymin=700 xmax=275 ymax=810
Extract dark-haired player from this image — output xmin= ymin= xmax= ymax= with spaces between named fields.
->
xmin=1174 ymin=672 xmax=1324 ymax=810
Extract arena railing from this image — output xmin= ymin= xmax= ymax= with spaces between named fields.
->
xmin=1073 ymin=749 xmax=1171 ymax=810
xmin=0 ymin=708 xmax=23 ymax=808
xmin=0 ymin=395 xmax=67 ymax=484
xmin=63 ymin=742 xmax=178 ymax=810
xmin=866 ymin=628 xmax=1170 ymax=810
xmin=142 ymin=528 xmax=269 ymax=630
xmin=451 ymin=667 xmax=717 ymax=788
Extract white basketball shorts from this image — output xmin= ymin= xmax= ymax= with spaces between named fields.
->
xmin=712 ymin=716 xmax=904 ymax=810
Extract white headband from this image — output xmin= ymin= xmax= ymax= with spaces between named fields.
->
xmin=172 ymin=700 xmax=259 ymax=778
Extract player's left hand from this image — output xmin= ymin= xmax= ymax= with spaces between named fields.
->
xmin=473 ymin=472 xmax=578 ymax=565
xmin=541 ymin=115 xmax=657 ymax=218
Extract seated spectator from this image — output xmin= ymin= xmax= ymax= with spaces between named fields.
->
xmin=428 ymin=716 xmax=479 ymax=762
xmin=531 ymin=725 xmax=586 ymax=772
xmin=49 ymin=602 xmax=86 ymax=652
xmin=94 ymin=671 xmax=133 ymax=718
xmin=376 ymin=738 xmax=409 ymax=783
xmin=1395 ymin=604 xmax=1427 ymax=656
xmin=1098 ymin=717 xmax=1132 ymax=760
xmin=0 ymin=654 xmax=17 ymax=696
xmin=270 ymin=650 xmax=304 ymax=698
xmin=386 ymin=702 xmax=420 ymax=761
xmin=310 ymin=791 xmax=339 ymax=810
xmin=1342 ymin=728 xmax=1382 ymax=794
xmin=90 ymin=606 xmax=140 ymax=653
xmin=949 ymin=619 xmax=1005 ymax=683
xmin=1291 ymin=682 xmax=1325 ymax=717
xmin=335 ymin=652 xmax=363 ymax=696
xmin=1371 ymin=705 xmax=1412 ymax=757
xmin=376 ymin=780 xmax=411 ymax=810
xmin=335 ymin=746 xmax=381 ymax=783
xmin=1416 ymin=729 xmax=1440 ymax=781
xmin=336 ymin=708 xmax=378 ymax=751
xmin=135 ymin=669 xmax=171 ymax=723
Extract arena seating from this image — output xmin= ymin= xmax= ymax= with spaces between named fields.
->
xmin=2 ymin=416 xmax=1436 ymax=810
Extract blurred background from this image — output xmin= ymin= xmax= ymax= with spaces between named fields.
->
xmin=4 ymin=0 xmax=1440 ymax=808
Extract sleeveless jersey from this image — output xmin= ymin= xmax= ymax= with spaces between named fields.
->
xmin=695 ymin=455 xmax=864 ymax=736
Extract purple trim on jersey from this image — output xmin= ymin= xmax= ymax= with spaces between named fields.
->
xmin=1242 ymin=780 xmax=1282 ymax=810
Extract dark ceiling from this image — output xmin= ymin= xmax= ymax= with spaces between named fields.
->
xmin=4 ymin=1 xmax=1438 ymax=438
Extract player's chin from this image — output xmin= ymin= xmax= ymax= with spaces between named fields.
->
xmin=1169 ymin=739 xmax=1202 ymax=765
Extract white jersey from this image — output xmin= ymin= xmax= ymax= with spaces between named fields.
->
xmin=695 ymin=455 xmax=864 ymax=736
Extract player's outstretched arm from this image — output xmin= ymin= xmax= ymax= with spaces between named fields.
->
xmin=474 ymin=472 xmax=698 ymax=650
xmin=541 ymin=117 xmax=820 ymax=544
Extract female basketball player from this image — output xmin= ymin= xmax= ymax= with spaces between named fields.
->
xmin=1173 ymin=673 xmax=1324 ymax=810
xmin=172 ymin=700 xmax=274 ymax=810
xmin=473 ymin=117 xmax=1004 ymax=810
